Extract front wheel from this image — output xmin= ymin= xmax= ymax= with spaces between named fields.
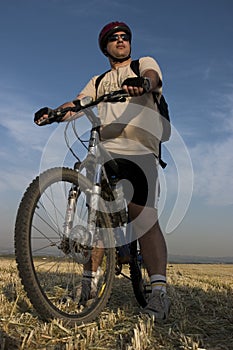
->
xmin=15 ymin=167 xmax=115 ymax=325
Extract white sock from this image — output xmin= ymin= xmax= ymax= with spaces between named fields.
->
xmin=83 ymin=268 xmax=101 ymax=289
xmin=83 ymin=270 xmax=96 ymax=278
xmin=150 ymin=274 xmax=167 ymax=293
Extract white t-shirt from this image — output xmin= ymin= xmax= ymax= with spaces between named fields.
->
xmin=78 ymin=56 xmax=163 ymax=156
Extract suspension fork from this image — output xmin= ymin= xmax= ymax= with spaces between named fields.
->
xmin=86 ymin=128 xmax=104 ymax=246
xmin=63 ymin=162 xmax=81 ymax=237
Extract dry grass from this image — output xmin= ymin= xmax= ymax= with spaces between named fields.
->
xmin=0 ymin=256 xmax=232 ymax=350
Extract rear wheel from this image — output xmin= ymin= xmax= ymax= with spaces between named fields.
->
xmin=15 ymin=167 xmax=115 ymax=325
xmin=129 ymin=241 xmax=151 ymax=308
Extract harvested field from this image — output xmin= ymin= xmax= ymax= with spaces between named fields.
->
xmin=0 ymin=257 xmax=232 ymax=349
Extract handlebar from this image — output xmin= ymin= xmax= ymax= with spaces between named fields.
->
xmin=35 ymin=90 xmax=129 ymax=126
xmin=74 ymin=89 xmax=128 ymax=109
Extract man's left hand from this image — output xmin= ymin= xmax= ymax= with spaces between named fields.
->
xmin=121 ymin=77 xmax=145 ymax=96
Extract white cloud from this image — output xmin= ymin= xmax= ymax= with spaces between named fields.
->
xmin=187 ymin=90 xmax=233 ymax=206
xmin=0 ymin=168 xmax=36 ymax=193
xmin=0 ymin=97 xmax=50 ymax=149
xmin=191 ymin=136 xmax=233 ymax=206
xmin=0 ymin=87 xmax=55 ymax=194
xmin=172 ymin=86 xmax=233 ymax=206
xmin=159 ymin=91 xmax=233 ymax=235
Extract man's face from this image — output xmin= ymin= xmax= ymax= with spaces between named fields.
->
xmin=106 ymin=31 xmax=131 ymax=59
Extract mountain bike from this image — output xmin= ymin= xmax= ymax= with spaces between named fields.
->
xmin=14 ymin=90 xmax=151 ymax=325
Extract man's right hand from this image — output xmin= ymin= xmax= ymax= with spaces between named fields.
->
xmin=34 ymin=107 xmax=54 ymax=126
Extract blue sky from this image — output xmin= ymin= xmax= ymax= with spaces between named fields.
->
xmin=0 ymin=0 xmax=233 ymax=258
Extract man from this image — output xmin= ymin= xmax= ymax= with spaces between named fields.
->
xmin=35 ymin=21 xmax=170 ymax=322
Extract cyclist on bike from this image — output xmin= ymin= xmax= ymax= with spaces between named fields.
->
xmin=35 ymin=21 xmax=170 ymax=322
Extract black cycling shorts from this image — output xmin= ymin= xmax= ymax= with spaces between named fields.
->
xmin=104 ymin=152 xmax=159 ymax=208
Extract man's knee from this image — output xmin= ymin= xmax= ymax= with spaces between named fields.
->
xmin=129 ymin=203 xmax=159 ymax=237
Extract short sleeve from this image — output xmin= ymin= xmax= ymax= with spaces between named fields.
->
xmin=139 ymin=57 xmax=163 ymax=82
xmin=76 ymin=76 xmax=98 ymax=100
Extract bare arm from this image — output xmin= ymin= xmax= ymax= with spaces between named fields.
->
xmin=142 ymin=69 xmax=162 ymax=91
xmin=55 ymin=101 xmax=77 ymax=121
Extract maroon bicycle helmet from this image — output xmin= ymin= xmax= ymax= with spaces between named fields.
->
xmin=98 ymin=21 xmax=132 ymax=55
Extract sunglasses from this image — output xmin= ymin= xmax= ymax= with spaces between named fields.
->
xmin=108 ymin=33 xmax=130 ymax=42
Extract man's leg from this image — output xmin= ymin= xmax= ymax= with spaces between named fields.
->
xmin=138 ymin=220 xmax=167 ymax=277
xmin=128 ymin=204 xmax=167 ymax=274
xmin=128 ymin=203 xmax=170 ymax=321
xmin=79 ymin=242 xmax=104 ymax=304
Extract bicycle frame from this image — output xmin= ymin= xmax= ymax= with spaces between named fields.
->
xmin=63 ymin=105 xmax=127 ymax=250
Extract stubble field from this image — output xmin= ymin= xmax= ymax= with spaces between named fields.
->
xmin=0 ymin=257 xmax=232 ymax=350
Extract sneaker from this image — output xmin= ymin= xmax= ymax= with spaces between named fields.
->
xmin=142 ymin=290 xmax=171 ymax=322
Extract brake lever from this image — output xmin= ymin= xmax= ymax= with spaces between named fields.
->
xmin=103 ymin=90 xmax=128 ymax=103
xmin=109 ymin=96 xmax=127 ymax=103
xmin=36 ymin=117 xmax=50 ymax=126
xmin=38 ymin=109 xmax=67 ymax=125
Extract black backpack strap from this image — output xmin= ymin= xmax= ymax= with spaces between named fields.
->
xmin=95 ymin=70 xmax=110 ymax=98
xmin=158 ymin=143 xmax=167 ymax=169
xmin=130 ymin=59 xmax=140 ymax=76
